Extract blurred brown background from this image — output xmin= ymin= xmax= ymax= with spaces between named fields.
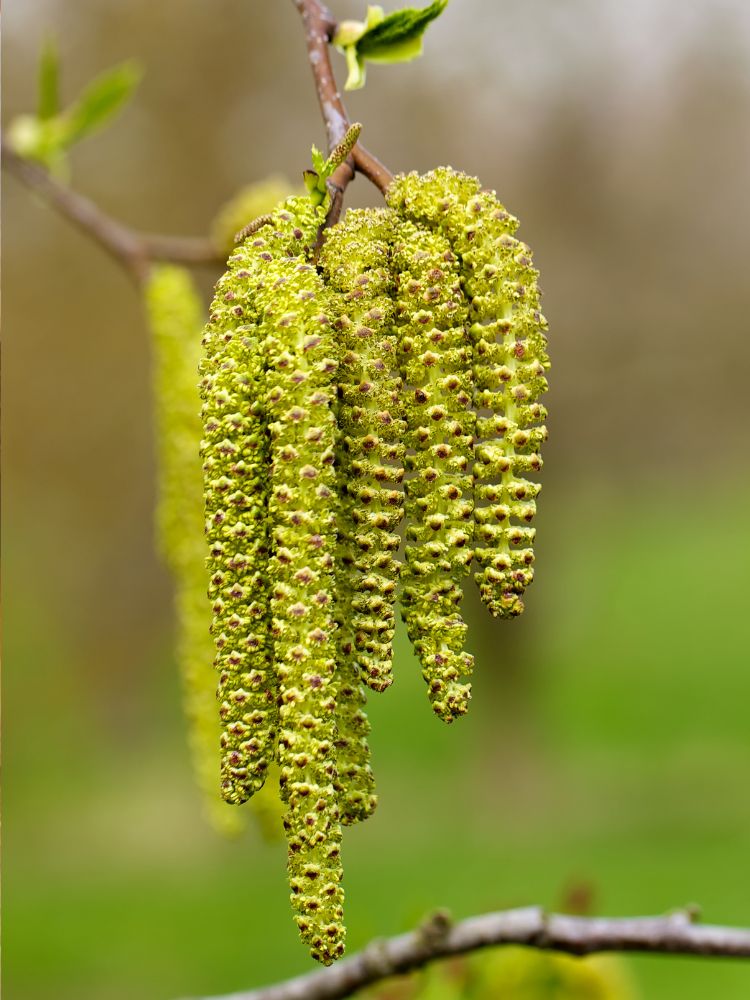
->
xmin=4 ymin=2 xmax=750 ymax=999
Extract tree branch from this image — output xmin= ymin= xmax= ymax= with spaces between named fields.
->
xmin=182 ymin=906 xmax=750 ymax=1000
xmin=2 ymin=138 xmax=223 ymax=280
xmin=292 ymin=0 xmax=393 ymax=225
xmin=5 ymin=3 xmax=394 ymax=274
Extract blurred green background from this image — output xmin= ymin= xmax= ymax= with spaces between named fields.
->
xmin=4 ymin=1 xmax=750 ymax=998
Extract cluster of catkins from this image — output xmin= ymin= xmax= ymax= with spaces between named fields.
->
xmin=195 ymin=166 xmax=547 ymax=964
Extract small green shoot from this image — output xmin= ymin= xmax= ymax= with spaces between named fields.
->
xmin=333 ymin=1 xmax=448 ymax=91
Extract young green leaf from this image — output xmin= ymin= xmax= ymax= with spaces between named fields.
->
xmin=335 ymin=0 xmax=448 ymax=90
xmin=311 ymin=144 xmax=327 ymax=177
xmin=37 ymin=36 xmax=61 ymax=121
xmin=59 ymin=61 xmax=142 ymax=146
xmin=305 ymin=125 xmax=363 ymax=207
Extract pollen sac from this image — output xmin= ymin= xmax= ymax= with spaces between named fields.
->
xmin=388 ymin=169 xmax=549 ymax=618
xmin=320 ymin=207 xmax=404 ymax=702
xmin=392 ymin=219 xmax=476 ymax=723
xmin=248 ymin=216 xmax=345 ymax=965
xmin=147 ymin=264 xmax=244 ymax=837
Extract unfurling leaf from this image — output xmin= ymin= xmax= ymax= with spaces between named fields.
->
xmin=7 ymin=52 xmax=142 ymax=178
xmin=37 ymin=36 xmax=61 ymax=121
xmin=335 ymin=0 xmax=448 ymax=90
xmin=59 ymin=61 xmax=142 ymax=146
xmin=306 ymin=125 xmax=364 ymax=206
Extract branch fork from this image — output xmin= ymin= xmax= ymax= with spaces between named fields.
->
xmin=3 ymin=0 xmax=392 ymax=279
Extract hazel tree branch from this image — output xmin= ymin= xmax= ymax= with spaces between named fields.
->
xmin=4 ymin=1 xmax=394 ymax=275
xmin=292 ymin=0 xmax=393 ymax=226
xmin=2 ymin=138 xmax=223 ymax=281
xmin=183 ymin=905 xmax=750 ymax=1000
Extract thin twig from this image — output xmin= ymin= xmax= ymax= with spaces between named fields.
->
xmin=2 ymin=139 xmax=223 ymax=279
xmin=292 ymin=0 xmax=393 ymax=219
xmin=181 ymin=906 xmax=750 ymax=1000
xmin=5 ymin=3 xmax=393 ymax=274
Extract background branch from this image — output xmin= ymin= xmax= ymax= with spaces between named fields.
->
xmin=2 ymin=137 xmax=224 ymax=279
xmin=186 ymin=906 xmax=750 ymax=1000
xmin=4 ymin=4 xmax=393 ymax=273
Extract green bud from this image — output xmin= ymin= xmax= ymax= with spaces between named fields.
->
xmin=387 ymin=169 xmax=549 ymax=619
xmin=391 ymin=220 xmax=475 ymax=721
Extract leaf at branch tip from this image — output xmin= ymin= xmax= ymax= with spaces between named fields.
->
xmin=311 ymin=145 xmax=327 ymax=177
xmin=333 ymin=6 xmax=386 ymax=47
xmin=7 ymin=51 xmax=142 ymax=178
xmin=335 ymin=0 xmax=449 ymax=91
xmin=38 ymin=36 xmax=61 ymax=121
xmin=59 ymin=60 xmax=142 ymax=147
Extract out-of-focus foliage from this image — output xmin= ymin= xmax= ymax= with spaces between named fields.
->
xmin=7 ymin=39 xmax=141 ymax=176
xmin=371 ymin=947 xmax=637 ymax=1000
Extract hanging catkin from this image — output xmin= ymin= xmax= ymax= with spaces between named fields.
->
xmin=188 ymin=155 xmax=550 ymax=965
xmin=250 ymin=206 xmax=345 ymax=965
xmin=318 ymin=206 xmax=404 ymax=822
xmin=320 ymin=207 xmax=404 ymax=694
xmin=200 ymin=239 xmax=276 ymax=805
xmin=391 ymin=219 xmax=475 ymax=721
xmin=387 ymin=168 xmax=549 ymax=618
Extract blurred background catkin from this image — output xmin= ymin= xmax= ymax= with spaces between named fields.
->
xmin=4 ymin=2 xmax=750 ymax=998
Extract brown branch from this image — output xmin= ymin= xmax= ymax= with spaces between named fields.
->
xmin=5 ymin=4 xmax=394 ymax=275
xmin=2 ymin=138 xmax=223 ymax=280
xmin=182 ymin=906 xmax=750 ymax=1000
xmin=292 ymin=0 xmax=393 ymax=220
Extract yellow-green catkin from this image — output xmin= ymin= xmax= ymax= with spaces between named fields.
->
xmin=320 ymin=209 xmax=404 ymax=694
xmin=319 ymin=207 xmax=402 ymax=822
xmin=211 ymin=176 xmax=299 ymax=255
xmin=200 ymin=242 xmax=276 ymax=806
xmin=146 ymin=264 xmax=244 ymax=837
xmin=392 ymin=220 xmax=475 ymax=722
xmin=245 ymin=201 xmax=345 ymax=964
xmin=387 ymin=169 xmax=549 ymax=618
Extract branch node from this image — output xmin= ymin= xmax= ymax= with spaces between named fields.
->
xmin=418 ymin=908 xmax=453 ymax=949
xmin=360 ymin=938 xmax=394 ymax=979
